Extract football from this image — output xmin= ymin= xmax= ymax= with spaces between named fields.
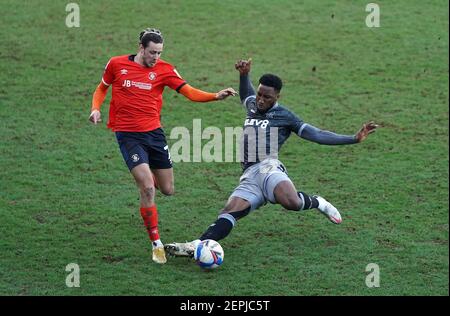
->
xmin=194 ymin=239 xmax=224 ymax=269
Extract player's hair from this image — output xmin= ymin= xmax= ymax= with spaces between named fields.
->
xmin=139 ymin=28 xmax=164 ymax=47
xmin=259 ymin=74 xmax=283 ymax=92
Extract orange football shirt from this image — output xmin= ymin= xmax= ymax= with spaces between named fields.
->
xmin=102 ymin=55 xmax=186 ymax=132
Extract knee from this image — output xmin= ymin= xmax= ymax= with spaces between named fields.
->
xmin=222 ymin=204 xmax=233 ymax=213
xmin=220 ymin=207 xmax=250 ymax=221
xmin=222 ymin=205 xmax=240 ymax=214
xmin=281 ymin=195 xmax=302 ymax=211
xmin=159 ymin=184 xmax=175 ymax=196
xmin=139 ymin=184 xmax=156 ymax=200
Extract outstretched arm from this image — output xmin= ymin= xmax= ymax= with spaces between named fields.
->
xmin=299 ymin=122 xmax=378 ymax=144
xmin=178 ymin=84 xmax=236 ymax=102
xmin=235 ymin=58 xmax=255 ymax=102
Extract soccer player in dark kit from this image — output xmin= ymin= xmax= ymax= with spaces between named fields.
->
xmin=165 ymin=58 xmax=378 ymax=257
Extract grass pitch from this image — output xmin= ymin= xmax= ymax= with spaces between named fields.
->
xmin=0 ymin=0 xmax=448 ymax=295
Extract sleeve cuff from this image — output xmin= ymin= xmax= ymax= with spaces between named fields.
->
xmin=101 ymin=78 xmax=111 ymax=86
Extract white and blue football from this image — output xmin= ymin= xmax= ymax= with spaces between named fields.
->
xmin=194 ymin=239 xmax=224 ymax=269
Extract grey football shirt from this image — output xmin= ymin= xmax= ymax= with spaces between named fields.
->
xmin=240 ymin=95 xmax=304 ymax=170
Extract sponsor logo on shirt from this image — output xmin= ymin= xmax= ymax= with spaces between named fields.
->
xmin=120 ymin=69 xmax=128 ymax=75
xmin=148 ymin=72 xmax=157 ymax=80
xmin=244 ymin=119 xmax=270 ymax=129
xmin=122 ymin=80 xmax=152 ymax=90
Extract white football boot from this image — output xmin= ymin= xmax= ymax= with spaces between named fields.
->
xmin=164 ymin=239 xmax=201 ymax=258
xmin=152 ymin=240 xmax=167 ymax=264
xmin=315 ymin=196 xmax=342 ymax=224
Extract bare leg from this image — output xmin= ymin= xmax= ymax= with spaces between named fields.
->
xmin=131 ymin=163 xmax=156 ymax=207
xmin=131 ymin=163 xmax=166 ymax=263
xmin=151 ymin=168 xmax=174 ymax=196
xmin=273 ymin=180 xmax=303 ymax=210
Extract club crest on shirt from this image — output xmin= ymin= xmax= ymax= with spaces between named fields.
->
xmin=148 ymin=72 xmax=157 ymax=80
xmin=120 ymin=69 xmax=128 ymax=75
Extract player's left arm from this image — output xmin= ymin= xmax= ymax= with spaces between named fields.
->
xmin=178 ymin=84 xmax=236 ymax=102
xmin=298 ymin=121 xmax=378 ymax=144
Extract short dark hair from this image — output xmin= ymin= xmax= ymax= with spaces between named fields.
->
xmin=259 ymin=74 xmax=283 ymax=92
xmin=139 ymin=28 xmax=164 ymax=47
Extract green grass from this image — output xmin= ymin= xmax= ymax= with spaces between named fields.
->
xmin=0 ymin=0 xmax=448 ymax=295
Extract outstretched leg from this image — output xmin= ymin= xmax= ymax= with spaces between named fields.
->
xmin=165 ymin=197 xmax=251 ymax=257
xmin=199 ymin=196 xmax=251 ymax=241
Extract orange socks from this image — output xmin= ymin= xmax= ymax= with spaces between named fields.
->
xmin=140 ymin=205 xmax=160 ymax=242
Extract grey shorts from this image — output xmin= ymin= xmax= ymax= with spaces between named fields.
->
xmin=230 ymin=159 xmax=292 ymax=211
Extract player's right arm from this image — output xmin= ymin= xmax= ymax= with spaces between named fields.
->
xmin=235 ymin=58 xmax=255 ymax=103
xmin=89 ymin=82 xmax=109 ymax=124
xmin=89 ymin=58 xmax=114 ymax=124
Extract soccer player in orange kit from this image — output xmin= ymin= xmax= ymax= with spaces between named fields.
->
xmin=89 ymin=28 xmax=236 ymax=264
